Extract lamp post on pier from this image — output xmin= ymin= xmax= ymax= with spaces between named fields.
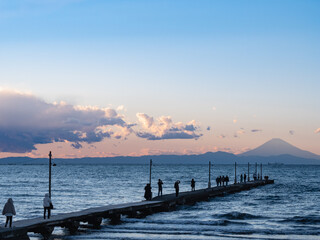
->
xmin=234 ymin=162 xmax=237 ymax=184
xmin=208 ymin=161 xmax=211 ymax=188
xmin=49 ymin=151 xmax=52 ymax=198
xmin=149 ymin=159 xmax=152 ymax=185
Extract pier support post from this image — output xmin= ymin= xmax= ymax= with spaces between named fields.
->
xmin=33 ymin=226 xmax=54 ymax=240
xmin=63 ymin=220 xmax=80 ymax=234
xmin=110 ymin=214 xmax=121 ymax=224
xmin=88 ymin=217 xmax=102 ymax=228
xmin=248 ymin=162 xmax=250 ymax=181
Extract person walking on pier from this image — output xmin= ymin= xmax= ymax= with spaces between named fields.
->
xmin=158 ymin=179 xmax=163 ymax=196
xmin=222 ymin=176 xmax=225 ymax=186
xmin=2 ymin=198 xmax=16 ymax=227
xmin=43 ymin=193 xmax=53 ymax=219
xmin=191 ymin=178 xmax=196 ymax=191
xmin=144 ymin=183 xmax=152 ymax=200
xmin=216 ymin=176 xmax=219 ymax=186
xmin=174 ymin=180 xmax=180 ymax=197
xmin=225 ymin=175 xmax=229 ymax=186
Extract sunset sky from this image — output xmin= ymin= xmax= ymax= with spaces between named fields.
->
xmin=0 ymin=0 xmax=319 ymax=158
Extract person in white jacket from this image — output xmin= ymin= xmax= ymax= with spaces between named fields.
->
xmin=43 ymin=193 xmax=53 ymax=219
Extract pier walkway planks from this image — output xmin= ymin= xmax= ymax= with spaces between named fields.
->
xmin=0 ymin=179 xmax=274 ymax=240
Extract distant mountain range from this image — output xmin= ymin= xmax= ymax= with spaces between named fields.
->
xmin=0 ymin=138 xmax=319 ymax=165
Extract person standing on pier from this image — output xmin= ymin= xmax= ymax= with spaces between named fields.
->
xmin=2 ymin=198 xmax=16 ymax=227
xmin=225 ymin=175 xmax=229 ymax=186
xmin=174 ymin=180 xmax=180 ymax=197
xmin=158 ymin=179 xmax=163 ymax=196
xmin=43 ymin=193 xmax=53 ymax=219
xmin=244 ymin=173 xmax=247 ymax=183
xmin=240 ymin=174 xmax=243 ymax=183
xmin=191 ymin=178 xmax=196 ymax=191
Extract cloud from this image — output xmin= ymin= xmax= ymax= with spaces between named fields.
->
xmin=136 ymin=114 xmax=202 ymax=140
xmin=207 ymin=126 xmax=211 ymax=131
xmin=219 ymin=134 xmax=226 ymax=139
xmin=289 ymin=130 xmax=295 ymax=135
xmin=315 ymin=128 xmax=320 ymax=134
xmin=0 ymin=91 xmax=132 ymax=153
xmin=251 ymin=129 xmax=262 ymax=133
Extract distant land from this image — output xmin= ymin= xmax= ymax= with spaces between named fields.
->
xmin=0 ymin=139 xmax=319 ymax=165
xmin=240 ymin=138 xmax=320 ymax=160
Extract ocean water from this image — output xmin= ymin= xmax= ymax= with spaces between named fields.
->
xmin=0 ymin=164 xmax=319 ymax=240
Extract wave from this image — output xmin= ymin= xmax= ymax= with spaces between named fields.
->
xmin=279 ymin=215 xmax=320 ymax=225
xmin=216 ymin=211 xmax=264 ymax=220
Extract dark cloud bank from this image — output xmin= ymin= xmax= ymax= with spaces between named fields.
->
xmin=0 ymin=92 xmax=202 ymax=153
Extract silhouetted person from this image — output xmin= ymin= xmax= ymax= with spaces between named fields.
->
xmin=158 ymin=179 xmax=163 ymax=196
xmin=216 ymin=177 xmax=219 ymax=186
xmin=222 ymin=176 xmax=225 ymax=186
xmin=225 ymin=175 xmax=229 ymax=186
xmin=253 ymin=172 xmax=257 ymax=181
xmin=240 ymin=174 xmax=243 ymax=183
xmin=258 ymin=173 xmax=260 ymax=180
xmin=219 ymin=176 xmax=222 ymax=186
xmin=174 ymin=180 xmax=180 ymax=197
xmin=244 ymin=173 xmax=247 ymax=183
xmin=2 ymin=198 xmax=16 ymax=227
xmin=144 ymin=183 xmax=152 ymax=200
xmin=191 ymin=178 xmax=195 ymax=191
xmin=43 ymin=193 xmax=53 ymax=219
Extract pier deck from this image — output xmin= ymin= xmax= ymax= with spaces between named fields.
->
xmin=0 ymin=179 xmax=274 ymax=240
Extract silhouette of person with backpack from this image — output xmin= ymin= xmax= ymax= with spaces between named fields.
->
xmin=144 ymin=183 xmax=152 ymax=200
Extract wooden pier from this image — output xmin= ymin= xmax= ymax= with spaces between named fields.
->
xmin=0 ymin=179 xmax=274 ymax=240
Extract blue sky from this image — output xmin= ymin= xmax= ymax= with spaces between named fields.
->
xmin=0 ymin=0 xmax=319 ymax=158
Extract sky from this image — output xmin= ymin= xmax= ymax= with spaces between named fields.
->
xmin=0 ymin=0 xmax=319 ymax=158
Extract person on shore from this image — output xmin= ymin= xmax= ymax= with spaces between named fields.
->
xmin=2 ymin=198 xmax=16 ymax=227
xmin=240 ymin=174 xmax=243 ymax=183
xmin=191 ymin=178 xmax=196 ymax=191
xmin=158 ymin=179 xmax=163 ymax=196
xmin=144 ymin=183 xmax=152 ymax=200
xmin=244 ymin=173 xmax=247 ymax=183
xmin=174 ymin=180 xmax=180 ymax=197
xmin=225 ymin=175 xmax=229 ymax=186
xmin=43 ymin=193 xmax=53 ymax=219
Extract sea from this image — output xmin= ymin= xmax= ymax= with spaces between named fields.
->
xmin=0 ymin=163 xmax=319 ymax=240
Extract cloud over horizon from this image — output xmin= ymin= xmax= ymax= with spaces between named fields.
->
xmin=315 ymin=128 xmax=320 ymax=134
xmin=136 ymin=113 xmax=202 ymax=140
xmin=0 ymin=91 xmax=131 ymax=153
